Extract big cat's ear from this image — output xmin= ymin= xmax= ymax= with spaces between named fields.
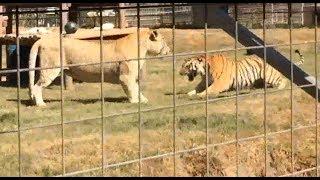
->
xmin=149 ymin=30 xmax=158 ymax=41
xmin=198 ymin=55 xmax=206 ymax=62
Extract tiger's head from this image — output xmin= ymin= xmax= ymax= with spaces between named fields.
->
xmin=179 ymin=55 xmax=207 ymax=81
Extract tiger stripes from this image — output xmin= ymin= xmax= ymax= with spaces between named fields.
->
xmin=180 ymin=54 xmax=287 ymax=97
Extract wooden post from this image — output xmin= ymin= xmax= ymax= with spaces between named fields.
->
xmin=0 ymin=5 xmax=8 ymax=81
xmin=271 ymin=3 xmax=274 ymax=25
xmin=118 ymin=3 xmax=127 ymax=28
xmin=0 ymin=6 xmax=3 ymax=75
xmin=0 ymin=6 xmax=3 ymax=34
xmin=61 ymin=3 xmax=74 ymax=90
xmin=5 ymin=6 xmax=12 ymax=83
xmin=61 ymin=3 xmax=69 ymax=28
xmin=301 ymin=3 xmax=304 ymax=26
xmin=209 ymin=6 xmax=320 ymax=101
xmin=0 ymin=45 xmax=2 ymax=81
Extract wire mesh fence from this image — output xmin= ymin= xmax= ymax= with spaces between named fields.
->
xmin=0 ymin=3 xmax=319 ymax=177
xmin=9 ymin=3 xmax=316 ymax=29
xmin=7 ymin=4 xmax=192 ymax=28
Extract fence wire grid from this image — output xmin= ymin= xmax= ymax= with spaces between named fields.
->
xmin=0 ymin=3 xmax=319 ymax=177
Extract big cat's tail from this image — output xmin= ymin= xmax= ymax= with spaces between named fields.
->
xmin=28 ymin=40 xmax=40 ymax=98
xmin=294 ymin=49 xmax=304 ymax=66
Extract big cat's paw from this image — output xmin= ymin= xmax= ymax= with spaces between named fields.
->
xmin=187 ymin=90 xmax=196 ymax=96
xmin=196 ymin=91 xmax=207 ymax=98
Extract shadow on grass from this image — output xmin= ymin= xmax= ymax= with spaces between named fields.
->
xmin=71 ymin=97 xmax=128 ymax=104
xmin=6 ymin=99 xmax=61 ymax=106
xmin=7 ymin=96 xmax=129 ymax=106
xmin=164 ymin=91 xmax=187 ymax=96
xmin=0 ymin=81 xmax=22 ymax=88
xmin=164 ymin=90 xmax=251 ymax=99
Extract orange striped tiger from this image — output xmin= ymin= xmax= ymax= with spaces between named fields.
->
xmin=179 ymin=54 xmax=288 ymax=97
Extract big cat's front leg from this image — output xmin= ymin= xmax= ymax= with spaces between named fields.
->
xmin=187 ymin=80 xmax=206 ymax=97
xmin=197 ymin=83 xmax=223 ymax=98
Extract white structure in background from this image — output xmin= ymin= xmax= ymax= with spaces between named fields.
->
xmin=42 ymin=7 xmax=59 ymax=27
xmin=87 ymin=10 xmax=116 ymax=30
xmin=102 ymin=23 xmax=115 ymax=29
xmin=93 ymin=23 xmax=115 ymax=30
xmin=24 ymin=27 xmax=51 ymax=35
xmin=45 ymin=7 xmax=58 ymax=14
xmin=86 ymin=10 xmax=116 ymax=17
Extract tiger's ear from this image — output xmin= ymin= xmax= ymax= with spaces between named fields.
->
xmin=198 ymin=55 xmax=206 ymax=62
xmin=184 ymin=57 xmax=193 ymax=62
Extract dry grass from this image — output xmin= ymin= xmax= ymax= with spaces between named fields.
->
xmin=0 ymin=27 xmax=320 ymax=176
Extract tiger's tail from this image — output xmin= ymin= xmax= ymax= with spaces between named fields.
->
xmin=294 ymin=49 xmax=304 ymax=66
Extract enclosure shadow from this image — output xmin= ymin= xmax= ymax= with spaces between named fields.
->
xmin=70 ymin=96 xmax=129 ymax=104
xmin=6 ymin=96 xmax=129 ymax=106
xmin=6 ymin=98 xmax=61 ymax=106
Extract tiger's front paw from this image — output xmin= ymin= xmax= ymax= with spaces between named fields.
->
xmin=196 ymin=91 xmax=207 ymax=98
xmin=187 ymin=90 xmax=197 ymax=96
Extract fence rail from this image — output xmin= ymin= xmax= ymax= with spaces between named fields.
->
xmin=6 ymin=3 xmax=319 ymax=29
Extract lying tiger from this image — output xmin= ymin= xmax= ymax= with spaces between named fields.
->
xmin=179 ymin=54 xmax=289 ymax=97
